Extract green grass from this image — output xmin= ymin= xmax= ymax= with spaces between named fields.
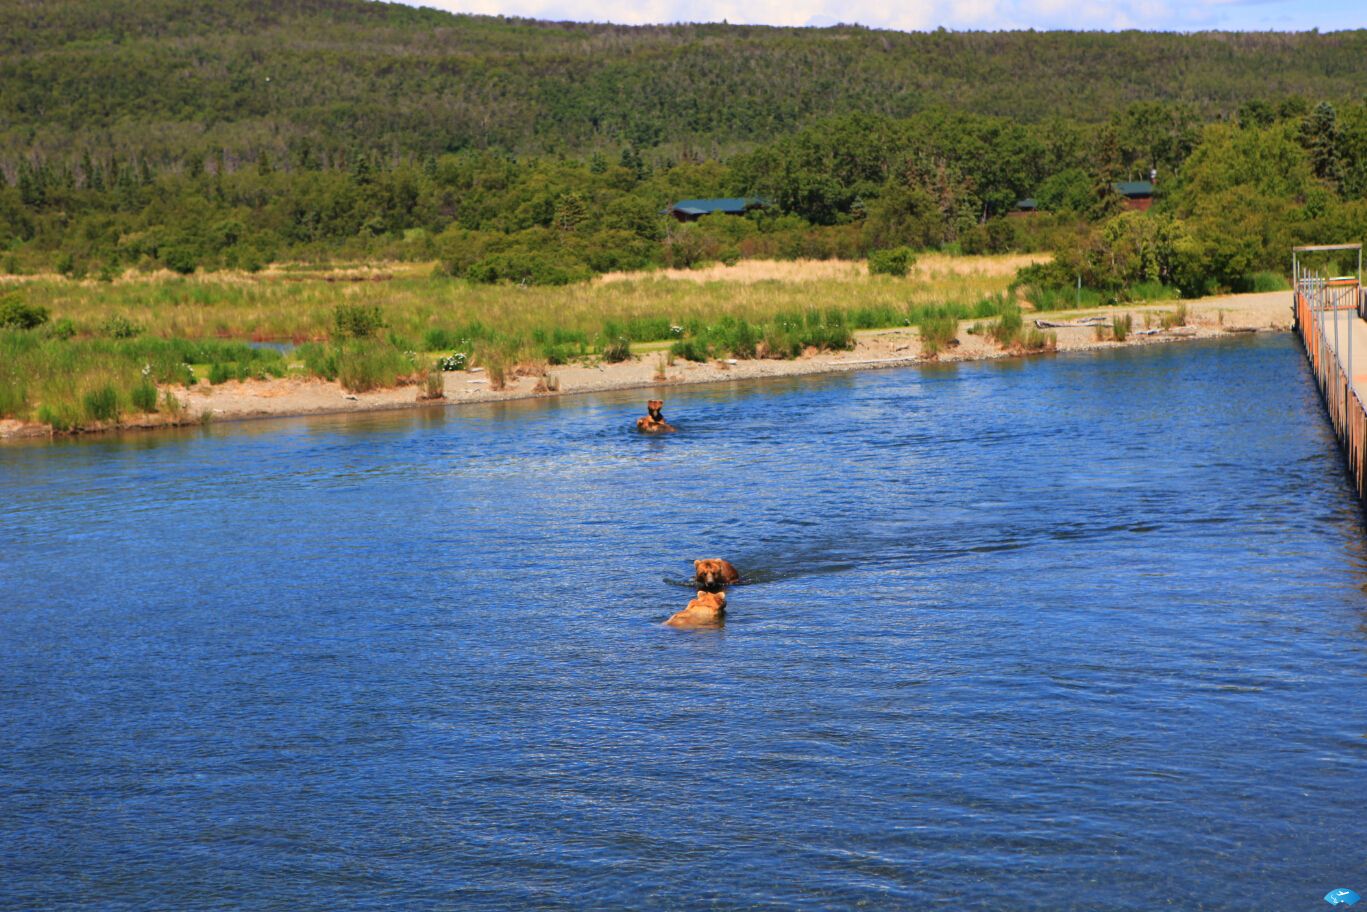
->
xmin=1241 ymin=271 xmax=1290 ymax=293
xmin=9 ymin=255 xmax=1023 ymax=367
xmin=989 ymin=306 xmax=1025 ymax=347
xmin=918 ymin=314 xmax=959 ymax=357
xmin=0 ymin=330 xmax=288 ymax=428
xmin=1023 ymin=284 xmax=1106 ymax=312
xmin=1127 ymin=281 xmax=1181 ymax=302
xmin=335 ymin=342 xmax=416 ymax=393
xmin=3 ymin=255 xmax=1031 ymax=428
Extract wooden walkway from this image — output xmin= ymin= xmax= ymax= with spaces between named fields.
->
xmin=1295 ymin=268 xmax=1367 ymax=500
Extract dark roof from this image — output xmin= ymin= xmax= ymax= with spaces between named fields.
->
xmin=1114 ymin=181 xmax=1155 ymax=197
xmin=668 ymin=197 xmax=769 ymax=215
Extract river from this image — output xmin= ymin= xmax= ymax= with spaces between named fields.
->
xmin=3 ymin=334 xmax=1364 ymax=910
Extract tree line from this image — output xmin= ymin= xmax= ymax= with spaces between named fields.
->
xmin=1 ymin=0 xmax=1365 ymax=295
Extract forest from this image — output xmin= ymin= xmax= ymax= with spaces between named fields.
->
xmin=1 ymin=0 xmax=1365 ymax=295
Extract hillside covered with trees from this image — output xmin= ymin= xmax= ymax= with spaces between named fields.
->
xmin=1 ymin=0 xmax=1366 ymax=294
xmin=4 ymin=0 xmax=1366 ymax=161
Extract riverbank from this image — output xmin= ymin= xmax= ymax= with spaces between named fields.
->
xmin=0 ymin=291 xmax=1290 ymax=440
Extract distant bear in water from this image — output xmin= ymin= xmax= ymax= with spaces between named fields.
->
xmin=666 ymin=589 xmax=726 ymax=628
xmin=694 ymin=558 xmax=741 ymax=592
xmin=636 ymin=399 xmax=676 ymax=433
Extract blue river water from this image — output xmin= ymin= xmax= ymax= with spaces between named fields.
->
xmin=2 ymin=334 xmax=1365 ymax=911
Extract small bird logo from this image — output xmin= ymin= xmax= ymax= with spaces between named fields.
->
xmin=1325 ymin=888 xmax=1361 ymax=906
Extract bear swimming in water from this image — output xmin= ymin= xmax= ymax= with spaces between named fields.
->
xmin=636 ymin=399 xmax=676 ymax=433
xmin=694 ymin=558 xmax=741 ymax=592
xmin=665 ymin=589 xmax=726 ymax=628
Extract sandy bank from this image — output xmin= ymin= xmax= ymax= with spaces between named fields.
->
xmin=1 ymin=291 xmax=1292 ymax=440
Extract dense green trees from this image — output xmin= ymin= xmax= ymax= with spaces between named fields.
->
xmin=3 ymin=99 xmax=1366 ymax=289
xmin=1 ymin=0 xmax=1365 ymax=291
xmin=1019 ymin=110 xmax=1367 ymax=298
xmin=3 ymin=0 xmax=1365 ymax=165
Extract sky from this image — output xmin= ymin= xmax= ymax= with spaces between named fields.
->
xmin=400 ymin=0 xmax=1365 ymax=31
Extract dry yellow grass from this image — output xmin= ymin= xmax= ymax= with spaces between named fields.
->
xmin=597 ymin=254 xmax=1047 ymax=285
xmin=6 ymin=255 xmax=1033 ymax=355
xmin=598 ymin=258 xmax=866 ymax=284
xmin=913 ymin=252 xmax=1047 ymax=278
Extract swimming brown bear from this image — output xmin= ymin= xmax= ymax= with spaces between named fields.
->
xmin=636 ymin=399 xmax=676 ymax=433
xmin=694 ymin=558 xmax=741 ymax=592
xmin=665 ymin=589 xmax=726 ymax=628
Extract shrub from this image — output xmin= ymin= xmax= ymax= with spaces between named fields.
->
xmin=0 ymin=296 xmax=49 ymax=330
xmin=38 ymin=403 xmax=77 ymax=432
xmin=131 ymin=381 xmax=158 ymax=413
xmin=1242 ymin=271 xmax=1290 ymax=293
xmin=670 ymin=338 xmax=711 ymax=362
xmin=1020 ymin=328 xmax=1057 ymax=352
xmin=601 ymin=337 xmax=632 ymax=363
xmin=100 ymin=315 xmax=141 ymax=339
xmin=699 ymin=317 xmax=761 ymax=359
xmin=1160 ymin=304 xmax=1188 ymax=329
xmin=162 ymin=246 xmax=199 ymax=275
xmin=467 ymin=249 xmax=592 ymax=286
xmin=436 ymin=351 xmax=468 ymax=371
xmin=47 ymin=318 xmax=75 ymax=340
xmin=422 ymin=370 xmax=445 ymax=400
xmin=82 ymin=385 xmax=120 ymax=423
xmin=423 ymin=328 xmax=460 ymax=350
xmin=208 ymin=362 xmax=232 ymax=385
xmin=919 ymin=314 xmax=959 ymax=358
xmin=333 ymin=303 xmax=386 ymax=339
xmin=1112 ymin=314 xmax=1133 ymax=342
xmin=336 ymin=343 xmax=413 ymax=393
xmin=297 ymin=342 xmax=339 ymax=380
xmin=485 ymin=357 xmax=507 ymax=390
xmin=161 ymin=390 xmax=184 ymax=417
xmin=990 ymin=306 xmax=1024 ymax=347
xmin=868 ymin=247 xmax=916 ymax=277
xmin=1023 ymin=284 xmax=1105 ymax=311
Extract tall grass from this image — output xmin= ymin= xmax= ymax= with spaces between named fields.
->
xmin=989 ymin=306 xmax=1024 ymax=347
xmin=918 ymin=314 xmax=959 ymax=358
xmin=1023 ymin=284 xmax=1106 ymax=311
xmin=1160 ymin=303 xmax=1188 ymax=329
xmin=336 ymin=343 xmax=416 ymax=393
xmin=1127 ymin=281 xmax=1181 ymax=302
xmin=7 ymin=256 xmax=1025 ymax=368
xmin=1238 ymin=271 xmax=1290 ymax=293
xmin=0 ymin=329 xmax=287 ymax=427
xmin=3 ymin=255 xmax=1032 ymax=425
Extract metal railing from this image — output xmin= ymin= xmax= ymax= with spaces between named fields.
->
xmin=1293 ymin=243 xmax=1366 ymax=499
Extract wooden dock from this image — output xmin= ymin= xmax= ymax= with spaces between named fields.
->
xmin=1293 ymin=244 xmax=1366 ymax=499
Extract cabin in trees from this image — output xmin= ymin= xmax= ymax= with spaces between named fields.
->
xmin=1010 ymin=179 xmax=1156 ymax=216
xmin=1115 ymin=180 xmax=1156 ymax=211
xmin=666 ymin=197 xmax=770 ymax=222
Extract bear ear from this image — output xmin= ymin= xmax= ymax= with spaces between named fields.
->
xmin=693 ymin=559 xmax=703 ymax=569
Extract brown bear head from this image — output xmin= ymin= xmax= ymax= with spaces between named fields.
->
xmin=694 ymin=558 xmax=741 ymax=592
